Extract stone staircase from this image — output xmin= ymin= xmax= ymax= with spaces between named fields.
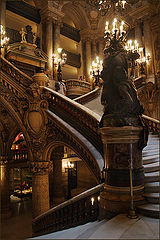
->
xmin=137 ymin=133 xmax=160 ymax=218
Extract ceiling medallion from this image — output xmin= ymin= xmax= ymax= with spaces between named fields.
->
xmin=86 ymin=0 xmax=140 ymax=16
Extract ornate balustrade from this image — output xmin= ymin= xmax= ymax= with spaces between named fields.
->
xmin=74 ymin=87 xmax=101 ymax=104
xmin=65 ymin=79 xmax=92 ymax=98
xmin=0 ymin=56 xmax=33 ymax=88
xmin=142 ymin=114 xmax=160 ymax=134
xmin=134 ymin=76 xmax=146 ymax=89
xmin=44 ymin=87 xmax=103 ymax=155
xmin=33 ymin=184 xmax=104 ymax=236
xmin=11 ymin=150 xmax=28 ymax=162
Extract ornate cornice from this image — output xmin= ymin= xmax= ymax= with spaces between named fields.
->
xmin=40 ymin=6 xmax=64 ymax=23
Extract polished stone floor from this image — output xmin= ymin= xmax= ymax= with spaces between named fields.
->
xmin=1 ymin=195 xmax=159 ymax=240
xmin=1 ymin=195 xmax=32 ymax=240
xmin=31 ymin=214 xmax=159 ymax=239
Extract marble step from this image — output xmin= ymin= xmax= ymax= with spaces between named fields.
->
xmin=144 ymin=171 xmax=159 ymax=183
xmin=144 ymin=182 xmax=160 ymax=193
xmin=143 ymin=193 xmax=160 ymax=204
xmin=142 ymin=150 xmax=159 ymax=157
xmin=137 ymin=203 xmax=160 ymax=219
xmin=143 ymin=156 xmax=159 ymax=165
xmin=144 ymin=162 xmax=160 ymax=173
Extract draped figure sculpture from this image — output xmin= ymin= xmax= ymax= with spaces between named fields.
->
xmin=100 ymin=37 xmax=148 ymax=149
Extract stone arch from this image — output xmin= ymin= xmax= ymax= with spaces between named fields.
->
xmin=61 ymin=2 xmax=90 ymax=30
xmin=43 ymin=140 xmax=100 ymax=184
xmin=0 ymin=97 xmax=33 ymax=162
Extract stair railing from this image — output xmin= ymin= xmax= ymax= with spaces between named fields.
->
xmin=74 ymin=87 xmax=100 ymax=104
xmin=142 ymin=114 xmax=160 ymax=134
xmin=32 ymin=184 xmax=104 ymax=236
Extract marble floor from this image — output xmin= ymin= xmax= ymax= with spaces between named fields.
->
xmin=1 ymin=195 xmax=32 ymax=240
xmin=1 ymin=196 xmax=159 ymax=240
xmin=31 ymin=214 xmax=159 ymax=240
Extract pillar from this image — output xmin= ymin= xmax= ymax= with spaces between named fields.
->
xmin=50 ymin=146 xmax=64 ymax=204
xmin=143 ymin=18 xmax=154 ymax=82
xmin=9 ymin=168 xmax=14 ymax=194
xmin=45 ymin=17 xmax=53 ymax=81
xmin=0 ymin=157 xmax=10 ymax=218
xmin=85 ymin=39 xmax=92 ymax=81
xmin=92 ymin=39 xmax=97 ymax=60
xmin=31 ymin=162 xmax=51 ymax=218
xmin=53 ymin=21 xmax=61 ymax=54
xmin=76 ymin=41 xmax=83 ymax=79
xmin=99 ymin=126 xmax=145 ymax=215
xmin=98 ymin=38 xmax=105 ymax=61
xmin=135 ymin=21 xmax=143 ymax=48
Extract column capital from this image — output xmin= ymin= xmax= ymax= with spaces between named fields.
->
xmin=30 ymin=161 xmax=53 ymax=175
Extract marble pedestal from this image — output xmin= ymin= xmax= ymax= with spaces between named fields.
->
xmin=99 ymin=126 xmax=145 ymax=214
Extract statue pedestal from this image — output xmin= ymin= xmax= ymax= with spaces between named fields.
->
xmin=99 ymin=126 xmax=145 ymax=214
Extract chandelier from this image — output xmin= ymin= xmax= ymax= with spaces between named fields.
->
xmin=86 ymin=0 xmax=139 ymax=16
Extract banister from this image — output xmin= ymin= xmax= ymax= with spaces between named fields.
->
xmin=32 ymin=183 xmax=104 ymax=235
xmin=1 ymin=56 xmax=33 ymax=82
xmin=74 ymin=87 xmax=100 ymax=104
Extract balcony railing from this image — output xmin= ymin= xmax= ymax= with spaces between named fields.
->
xmin=32 ymin=184 xmax=104 ymax=236
xmin=65 ymin=79 xmax=92 ymax=98
xmin=11 ymin=150 xmax=28 ymax=162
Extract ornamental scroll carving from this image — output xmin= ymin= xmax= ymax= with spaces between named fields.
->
xmin=137 ymin=82 xmax=160 ymax=119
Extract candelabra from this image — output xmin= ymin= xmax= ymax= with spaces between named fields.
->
xmin=86 ymin=0 xmax=139 ymax=16
xmin=90 ymin=56 xmax=103 ymax=86
xmin=125 ymin=40 xmax=140 ymax=78
xmin=136 ymin=48 xmax=151 ymax=76
xmin=53 ymin=48 xmax=67 ymax=81
xmin=0 ymin=25 xmax=10 ymax=48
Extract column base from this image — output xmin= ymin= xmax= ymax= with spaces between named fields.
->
xmin=100 ymin=184 xmax=145 ymax=214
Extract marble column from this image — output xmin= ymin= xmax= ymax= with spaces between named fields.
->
xmin=85 ymin=39 xmax=92 ymax=81
xmin=143 ymin=18 xmax=154 ymax=82
xmin=135 ymin=21 xmax=143 ymax=48
xmin=98 ymin=38 xmax=105 ymax=61
xmin=92 ymin=39 xmax=97 ymax=60
xmin=51 ymin=146 xmax=64 ymax=200
xmin=53 ymin=21 xmax=61 ymax=54
xmin=32 ymin=163 xmax=50 ymax=218
xmin=45 ymin=17 xmax=53 ymax=81
xmin=0 ymin=158 xmax=10 ymax=218
xmin=76 ymin=41 xmax=83 ymax=79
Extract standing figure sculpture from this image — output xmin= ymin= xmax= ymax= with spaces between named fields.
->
xmin=100 ymin=37 xmax=148 ymax=148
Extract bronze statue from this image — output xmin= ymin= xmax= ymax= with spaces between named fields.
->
xmin=100 ymin=37 xmax=148 ymax=148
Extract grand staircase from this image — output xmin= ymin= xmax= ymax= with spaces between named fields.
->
xmin=137 ymin=133 xmax=160 ymax=218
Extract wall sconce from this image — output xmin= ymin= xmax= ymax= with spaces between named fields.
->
xmin=0 ymin=25 xmax=9 ymax=48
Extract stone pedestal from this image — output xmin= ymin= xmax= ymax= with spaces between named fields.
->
xmin=0 ymin=161 xmax=11 ymax=218
xmin=99 ymin=126 xmax=145 ymax=214
xmin=32 ymin=72 xmax=49 ymax=87
xmin=32 ymin=171 xmax=50 ymax=218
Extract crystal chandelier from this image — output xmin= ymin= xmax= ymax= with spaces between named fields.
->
xmin=86 ymin=0 xmax=139 ymax=16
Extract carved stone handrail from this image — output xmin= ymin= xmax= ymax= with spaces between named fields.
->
xmin=0 ymin=56 xmax=33 ymax=99
xmin=32 ymin=183 xmax=104 ymax=236
xmin=134 ymin=75 xmax=146 ymax=89
xmin=10 ymin=150 xmax=28 ymax=162
xmin=65 ymin=79 xmax=92 ymax=98
xmin=74 ymin=87 xmax=101 ymax=104
xmin=43 ymin=87 xmax=103 ymax=155
xmin=142 ymin=114 xmax=160 ymax=133
xmin=0 ymin=56 xmax=33 ymax=87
